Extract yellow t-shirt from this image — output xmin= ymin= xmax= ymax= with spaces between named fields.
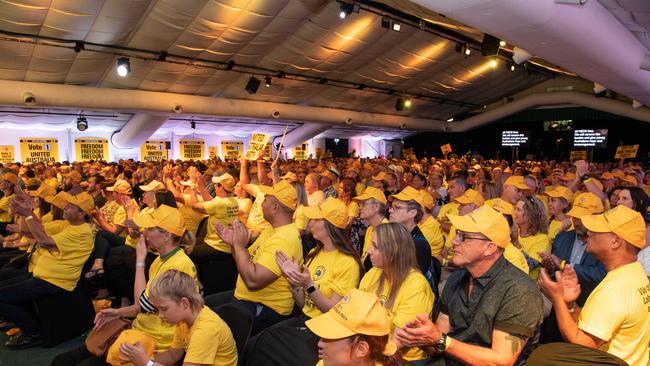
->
xmin=436 ymin=202 xmax=458 ymax=222
xmin=41 ymin=211 xmax=54 ymax=223
xmin=0 ymin=194 xmax=15 ymax=222
xmin=294 ymin=205 xmax=308 ymax=231
xmin=418 ymin=216 xmax=445 ymax=257
xmin=578 ymin=262 xmax=650 ymax=366
xmin=236 ymin=197 xmax=252 ymax=224
xmin=203 ymin=196 xmax=239 ymax=253
xmin=32 ymin=223 xmax=94 ymax=291
xmin=347 ymin=201 xmax=359 ymax=219
xmin=245 ymin=185 xmax=271 ymax=233
xmin=171 ymin=306 xmax=238 ymax=366
xmin=234 ymin=223 xmax=303 ymax=315
xmin=302 ymin=249 xmax=361 ymax=319
xmin=503 ymin=243 xmax=529 ymax=274
xmin=361 ymin=218 xmax=389 ymax=261
xmin=132 ymin=248 xmax=198 ymax=353
xmin=518 ymin=233 xmax=550 ymax=281
xmin=359 ymin=268 xmax=434 ymax=361
xmin=125 ymin=206 xmax=153 ymax=248
xmin=28 ymin=219 xmax=72 ymax=273
xmin=180 ymin=194 xmax=207 ymax=235
xmin=44 ymin=177 xmax=59 ymax=190
xmin=548 ymin=219 xmax=573 ymax=243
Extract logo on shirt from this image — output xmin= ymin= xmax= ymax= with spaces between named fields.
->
xmin=313 ymin=265 xmax=326 ymax=281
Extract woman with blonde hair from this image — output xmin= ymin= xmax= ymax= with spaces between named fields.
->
xmin=361 ymin=222 xmax=434 ymax=364
xmin=119 ymin=269 xmax=238 ymax=366
xmin=512 ymin=196 xmax=550 ymax=281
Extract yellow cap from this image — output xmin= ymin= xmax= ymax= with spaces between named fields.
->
xmin=106 ymin=329 xmax=156 ymax=366
xmin=389 ymin=186 xmax=424 ymax=208
xmin=0 ymin=173 xmax=18 ymax=186
xmin=448 ymin=205 xmax=511 ymax=248
xmin=454 ymin=188 xmax=485 ymax=206
xmin=600 ymin=172 xmax=615 ymax=180
xmin=419 ymin=190 xmax=435 ymax=210
xmin=303 ymin=197 xmax=348 ymax=229
xmin=62 ymin=192 xmax=96 ymax=215
xmin=133 ymin=204 xmax=186 ymax=237
xmin=281 ymin=172 xmax=298 ymax=183
xmin=544 ymin=186 xmax=574 ymax=203
xmin=586 ymin=178 xmax=604 ymax=192
xmin=28 ymin=183 xmax=56 ymax=199
xmin=372 ymin=171 xmax=387 ymax=181
xmin=45 ymin=191 xmax=73 ymax=209
xmin=611 ymin=170 xmax=626 ymax=179
xmin=581 ymin=205 xmax=646 ymax=249
xmin=106 ymin=179 xmax=132 ymax=195
xmin=503 ymin=176 xmax=529 ymax=190
xmin=212 ymin=173 xmax=236 ymax=192
xmin=621 ymin=175 xmax=638 ymax=186
xmin=63 ymin=170 xmax=82 ymax=182
xmin=260 ymin=180 xmax=297 ymax=210
xmin=353 ymin=186 xmax=387 ymax=205
xmin=560 ymin=172 xmax=577 ymax=181
xmin=306 ymin=289 xmax=397 ymax=356
xmin=567 ymin=192 xmax=604 ymax=218
xmin=139 ymin=180 xmax=165 ymax=192
xmin=485 ymin=198 xmax=514 ymax=216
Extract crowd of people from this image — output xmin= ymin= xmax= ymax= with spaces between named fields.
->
xmin=0 ymin=150 xmax=648 ymax=366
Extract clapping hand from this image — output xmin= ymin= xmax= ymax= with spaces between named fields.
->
xmin=215 ymin=220 xmax=250 ymax=249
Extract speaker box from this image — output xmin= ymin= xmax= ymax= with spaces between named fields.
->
xmin=481 ymin=34 xmax=501 ymax=56
xmin=245 ymin=76 xmax=260 ymax=95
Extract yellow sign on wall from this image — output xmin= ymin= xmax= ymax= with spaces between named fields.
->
xmin=75 ymin=138 xmax=108 ymax=161
xmin=245 ymin=134 xmax=271 ymax=161
xmin=0 ymin=146 xmax=15 ymax=165
xmin=293 ymin=143 xmax=309 ymax=160
xmin=208 ymin=146 xmax=219 ymax=159
xmin=20 ymin=138 xmax=58 ymax=163
xmin=140 ymin=140 xmax=168 ymax=162
xmin=570 ymin=150 xmax=587 ymax=161
xmin=179 ymin=140 xmax=205 ymax=160
xmin=221 ymin=140 xmax=244 ymax=159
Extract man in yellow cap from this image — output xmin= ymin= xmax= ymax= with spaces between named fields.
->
xmin=436 ymin=174 xmax=469 ymax=235
xmin=484 ymin=175 xmax=530 ymax=217
xmin=395 ymin=205 xmax=544 ymax=366
xmin=532 ymin=205 xmax=650 ymax=366
xmin=353 ymin=186 xmax=389 ymax=268
xmin=212 ymin=180 xmax=303 ymax=335
xmin=2 ymin=188 xmax=94 ymax=349
xmin=388 ymin=186 xmax=434 ymax=280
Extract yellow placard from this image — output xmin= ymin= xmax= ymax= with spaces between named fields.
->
xmin=208 ymin=146 xmax=219 ymax=159
xmin=0 ymin=146 xmax=15 ymax=165
xmin=140 ymin=140 xmax=168 ymax=162
xmin=221 ymin=140 xmax=244 ymax=159
xmin=292 ymin=143 xmax=309 ymax=160
xmin=440 ymin=143 xmax=452 ymax=155
xmin=263 ymin=143 xmax=272 ymax=160
xmin=614 ymin=144 xmax=639 ymax=159
xmin=20 ymin=138 xmax=58 ymax=163
xmin=179 ymin=140 xmax=205 ymax=160
xmin=245 ymin=133 xmax=271 ymax=161
xmin=74 ymin=138 xmax=108 ymax=161
xmin=570 ymin=150 xmax=588 ymax=161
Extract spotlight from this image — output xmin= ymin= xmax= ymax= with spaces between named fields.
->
xmin=404 ymin=99 xmax=412 ymax=108
xmin=481 ymin=34 xmax=501 ymax=56
xmin=265 ymin=76 xmax=272 ymax=87
xmin=447 ymin=117 xmax=454 ymax=122
xmin=392 ymin=22 xmax=401 ymax=32
xmin=464 ymin=47 xmax=471 ymax=56
xmin=489 ymin=59 xmax=498 ymax=68
xmin=190 ymin=120 xmax=196 ymax=129
xmin=499 ymin=40 xmax=506 ymax=47
xmin=245 ymin=76 xmax=261 ymax=95
xmin=157 ymin=51 xmax=168 ymax=62
xmin=512 ymin=47 xmax=532 ymax=64
xmin=74 ymin=41 xmax=84 ymax=53
xmin=77 ymin=116 xmax=88 ymax=131
xmin=509 ymin=64 xmax=515 ymax=71
xmin=339 ymin=3 xmax=353 ymax=19
xmin=116 ymin=57 xmax=130 ymax=77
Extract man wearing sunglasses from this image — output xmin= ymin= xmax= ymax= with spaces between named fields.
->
xmin=395 ymin=205 xmax=544 ymax=366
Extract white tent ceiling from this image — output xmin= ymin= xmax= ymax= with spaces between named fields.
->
xmin=0 ymin=0 xmax=558 ymax=141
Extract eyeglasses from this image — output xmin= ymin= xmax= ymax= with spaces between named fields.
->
xmin=390 ymin=204 xmax=410 ymax=211
xmin=455 ymin=231 xmax=491 ymax=242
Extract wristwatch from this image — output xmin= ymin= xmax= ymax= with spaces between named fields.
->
xmin=433 ymin=333 xmax=448 ymax=353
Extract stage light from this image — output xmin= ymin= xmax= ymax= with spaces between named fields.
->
xmin=339 ymin=3 xmax=353 ymax=19
xmin=77 ymin=116 xmax=88 ymax=131
xmin=447 ymin=117 xmax=454 ymax=122
xmin=265 ymin=76 xmax=272 ymax=87
xmin=404 ymin=99 xmax=412 ymax=108
xmin=392 ymin=22 xmax=401 ymax=32
xmin=464 ymin=47 xmax=471 ymax=56
xmin=116 ymin=57 xmax=130 ymax=77
xmin=499 ymin=40 xmax=506 ymax=47
xmin=489 ymin=59 xmax=498 ymax=68
xmin=381 ymin=17 xmax=390 ymax=29
xmin=245 ymin=76 xmax=261 ymax=95
xmin=395 ymin=98 xmax=405 ymax=111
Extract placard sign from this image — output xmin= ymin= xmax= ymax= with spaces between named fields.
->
xmin=75 ymin=138 xmax=108 ymax=161
xmin=20 ymin=138 xmax=59 ymax=163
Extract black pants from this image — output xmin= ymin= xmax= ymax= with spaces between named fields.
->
xmin=189 ymin=244 xmax=238 ymax=296
xmin=206 ymin=290 xmax=290 ymax=336
xmin=0 ymin=273 xmax=65 ymax=335
xmin=243 ymin=314 xmax=319 ymax=366
xmin=528 ymin=343 xmax=628 ymax=366
xmin=51 ymin=345 xmax=108 ymax=366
